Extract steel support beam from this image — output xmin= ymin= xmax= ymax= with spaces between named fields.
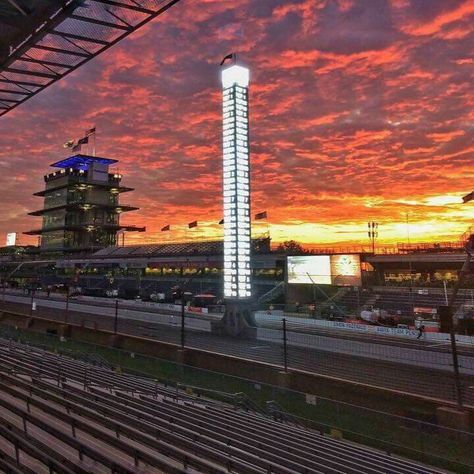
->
xmin=32 ymin=44 xmax=91 ymax=58
xmin=91 ymin=0 xmax=154 ymax=14
xmin=49 ymin=31 xmax=110 ymax=46
xmin=0 ymin=89 xmax=29 ymax=95
xmin=0 ymin=78 xmax=43 ymax=87
xmin=19 ymin=57 xmax=73 ymax=69
xmin=0 ymin=98 xmax=22 ymax=103
xmin=69 ymin=14 xmax=131 ymax=31
xmin=4 ymin=67 xmax=57 ymax=79
xmin=6 ymin=0 xmax=29 ymax=16
xmin=0 ymin=0 xmax=184 ymax=118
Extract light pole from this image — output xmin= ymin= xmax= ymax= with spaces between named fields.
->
xmin=441 ymin=193 xmax=474 ymax=409
xmin=65 ymin=286 xmax=70 ymax=324
xmin=114 ymin=299 xmax=119 ymax=334
xmin=282 ymin=318 xmax=288 ymax=372
xmin=442 ymin=236 xmax=473 ymax=410
xmin=367 ymin=222 xmax=378 ymax=253
xmin=29 ymin=288 xmax=35 ymax=317
xmin=176 ymin=287 xmax=191 ymax=349
xmin=180 ymin=292 xmax=185 ymax=349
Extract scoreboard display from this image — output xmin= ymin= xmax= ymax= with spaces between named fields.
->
xmin=287 ymin=254 xmax=362 ymax=286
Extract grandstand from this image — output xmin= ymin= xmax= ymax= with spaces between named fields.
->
xmin=2 ymin=234 xmax=474 ymax=323
xmin=93 ymin=238 xmax=272 ymax=258
xmin=0 ymin=338 xmax=444 ymax=473
xmin=337 ymin=286 xmax=474 ymax=318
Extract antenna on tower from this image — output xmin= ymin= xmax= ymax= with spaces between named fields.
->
xmin=220 ymin=52 xmax=236 ymax=66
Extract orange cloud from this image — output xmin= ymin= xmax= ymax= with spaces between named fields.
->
xmin=0 ymin=0 xmax=472 ymax=249
xmin=399 ymin=2 xmax=474 ymax=37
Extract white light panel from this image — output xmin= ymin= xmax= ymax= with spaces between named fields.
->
xmin=222 ymin=64 xmax=251 ymax=299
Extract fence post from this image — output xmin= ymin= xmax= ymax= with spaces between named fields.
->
xmin=65 ymin=288 xmax=70 ymax=324
xmin=114 ymin=299 xmax=119 ymax=334
xmin=29 ymin=289 xmax=35 ymax=316
xmin=282 ymin=318 xmax=288 ymax=372
xmin=181 ymin=298 xmax=185 ymax=349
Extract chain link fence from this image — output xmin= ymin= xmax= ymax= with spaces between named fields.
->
xmin=1 ymin=290 xmax=474 ymax=406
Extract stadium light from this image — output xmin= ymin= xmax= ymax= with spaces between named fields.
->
xmin=221 ymin=63 xmax=251 ymax=299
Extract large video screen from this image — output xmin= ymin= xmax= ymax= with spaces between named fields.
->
xmin=287 ymin=254 xmax=362 ymax=286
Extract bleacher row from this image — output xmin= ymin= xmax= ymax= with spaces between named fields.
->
xmin=92 ymin=238 xmax=271 ymax=259
xmin=0 ymin=339 xmax=443 ymax=474
xmin=93 ymin=241 xmax=225 ymax=258
xmin=337 ymin=288 xmax=474 ymax=318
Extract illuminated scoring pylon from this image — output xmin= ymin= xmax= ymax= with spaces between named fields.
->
xmin=221 ymin=63 xmax=251 ymax=299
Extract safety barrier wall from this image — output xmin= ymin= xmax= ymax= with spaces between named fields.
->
xmin=254 ymin=311 xmax=474 ymax=345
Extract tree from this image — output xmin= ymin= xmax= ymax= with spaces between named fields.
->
xmin=276 ymin=240 xmax=305 ymax=254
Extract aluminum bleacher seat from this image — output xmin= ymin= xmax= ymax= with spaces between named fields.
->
xmin=0 ymin=338 xmax=446 ymax=474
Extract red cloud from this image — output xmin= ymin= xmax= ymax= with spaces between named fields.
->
xmin=0 ymin=0 xmax=472 ymax=247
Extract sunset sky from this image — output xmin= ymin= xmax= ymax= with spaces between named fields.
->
xmin=0 ymin=0 xmax=473 ymax=249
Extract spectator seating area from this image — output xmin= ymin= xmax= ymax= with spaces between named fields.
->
xmin=93 ymin=238 xmax=271 ymax=259
xmin=0 ymin=339 xmax=443 ymax=473
xmin=336 ymin=287 xmax=474 ymax=318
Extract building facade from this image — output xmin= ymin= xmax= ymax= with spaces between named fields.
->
xmin=25 ymin=154 xmax=143 ymax=253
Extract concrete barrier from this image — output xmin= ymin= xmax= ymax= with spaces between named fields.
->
xmin=254 ymin=312 xmax=474 ymax=345
xmin=256 ymin=327 xmax=474 ymax=374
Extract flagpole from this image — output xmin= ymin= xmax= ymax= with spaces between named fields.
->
xmin=93 ymin=129 xmax=96 ymax=156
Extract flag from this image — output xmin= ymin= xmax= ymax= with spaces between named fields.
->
xmin=220 ymin=52 xmax=235 ymax=66
xmin=463 ymin=191 xmax=474 ymax=203
xmin=254 ymin=211 xmax=267 ymax=220
xmin=85 ymin=127 xmax=96 ymax=136
xmin=78 ymin=136 xmax=89 ymax=145
xmin=218 ymin=219 xmax=224 ymax=225
xmin=161 ymin=225 xmax=170 ymax=232
xmin=63 ymin=139 xmax=74 ymax=148
xmin=188 ymin=220 xmax=198 ymax=229
xmin=72 ymin=143 xmax=81 ymax=152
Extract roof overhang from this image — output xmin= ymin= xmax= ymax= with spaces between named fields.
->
xmin=0 ymin=0 xmax=182 ymax=117
xmin=50 ymin=154 xmax=117 ymax=169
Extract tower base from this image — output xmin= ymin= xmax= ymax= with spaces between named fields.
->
xmin=213 ymin=300 xmax=255 ymax=337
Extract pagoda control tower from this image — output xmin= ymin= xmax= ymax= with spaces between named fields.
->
xmin=25 ymin=154 xmax=144 ymax=253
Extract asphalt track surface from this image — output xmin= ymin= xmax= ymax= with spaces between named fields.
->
xmin=1 ymin=292 xmax=474 ymax=406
